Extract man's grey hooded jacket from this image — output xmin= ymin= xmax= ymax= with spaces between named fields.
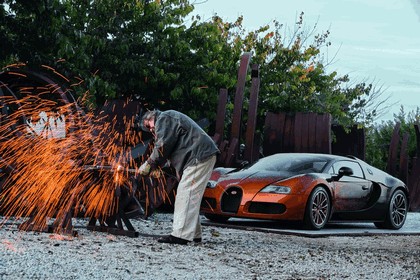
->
xmin=147 ymin=110 xmax=219 ymax=175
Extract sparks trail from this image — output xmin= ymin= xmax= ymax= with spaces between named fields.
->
xmin=0 ymin=65 xmax=173 ymax=233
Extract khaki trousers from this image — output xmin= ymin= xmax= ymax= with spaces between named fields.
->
xmin=171 ymin=155 xmax=217 ymax=241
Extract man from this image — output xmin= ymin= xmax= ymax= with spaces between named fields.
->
xmin=138 ymin=109 xmax=219 ymax=245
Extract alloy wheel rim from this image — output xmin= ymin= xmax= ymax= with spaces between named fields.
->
xmin=311 ymin=190 xmax=329 ymax=227
xmin=391 ymin=192 xmax=407 ymax=227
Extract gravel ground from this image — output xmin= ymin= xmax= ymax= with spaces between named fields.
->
xmin=1 ymin=213 xmax=419 ymax=280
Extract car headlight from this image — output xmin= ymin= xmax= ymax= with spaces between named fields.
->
xmin=206 ymin=180 xmax=217 ymax=188
xmin=260 ymin=185 xmax=291 ymax=194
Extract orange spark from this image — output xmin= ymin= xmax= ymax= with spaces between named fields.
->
xmin=0 ymin=66 xmax=170 ymax=234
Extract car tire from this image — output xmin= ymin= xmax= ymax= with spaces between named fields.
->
xmin=374 ymin=189 xmax=408 ymax=230
xmin=303 ymin=186 xmax=331 ymax=230
xmin=204 ymin=214 xmax=230 ymax=223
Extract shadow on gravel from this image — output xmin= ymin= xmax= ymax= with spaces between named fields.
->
xmin=201 ymin=212 xmax=420 ymax=238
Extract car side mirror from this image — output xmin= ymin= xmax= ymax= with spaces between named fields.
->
xmin=232 ymin=160 xmax=249 ymax=172
xmin=328 ymin=166 xmax=353 ymax=182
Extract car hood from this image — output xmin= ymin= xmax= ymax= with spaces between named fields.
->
xmin=217 ymin=169 xmax=296 ymax=186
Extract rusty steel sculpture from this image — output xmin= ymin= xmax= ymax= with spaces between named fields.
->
xmin=212 ymin=52 xmax=261 ymax=167
xmin=385 ymin=123 xmax=420 ymax=211
xmin=0 ymin=53 xmax=419 ymax=241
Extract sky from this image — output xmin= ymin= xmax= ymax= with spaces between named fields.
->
xmin=192 ymin=0 xmax=420 ymax=122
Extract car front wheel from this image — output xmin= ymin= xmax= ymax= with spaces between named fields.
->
xmin=303 ymin=186 xmax=331 ymax=230
xmin=375 ymin=189 xmax=408 ymax=230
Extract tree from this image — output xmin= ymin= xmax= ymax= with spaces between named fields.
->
xmin=1 ymin=0 xmax=239 ymax=120
xmin=1 ymin=2 xmax=387 ymax=131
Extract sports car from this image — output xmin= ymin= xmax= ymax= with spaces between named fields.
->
xmin=200 ymin=153 xmax=409 ymax=230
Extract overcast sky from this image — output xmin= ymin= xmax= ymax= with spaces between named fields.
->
xmin=192 ymin=0 xmax=420 ymax=122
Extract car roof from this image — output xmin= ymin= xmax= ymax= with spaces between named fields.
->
xmin=264 ymin=153 xmax=355 ymax=162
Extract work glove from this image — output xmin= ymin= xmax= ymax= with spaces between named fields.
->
xmin=138 ymin=161 xmax=151 ymax=176
xmin=149 ymin=169 xmax=163 ymax=179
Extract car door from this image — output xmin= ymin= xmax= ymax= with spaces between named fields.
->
xmin=330 ymin=160 xmax=373 ymax=211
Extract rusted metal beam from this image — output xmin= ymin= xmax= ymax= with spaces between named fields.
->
xmin=293 ymin=113 xmax=311 ymax=153
xmin=317 ymin=114 xmax=331 ymax=154
xmin=408 ymin=158 xmax=420 ymax=212
xmin=212 ymin=88 xmax=228 ymax=146
xmin=225 ymin=138 xmax=239 ymax=167
xmin=230 ymin=52 xmax=251 ymax=140
xmin=283 ymin=113 xmax=294 ymax=152
xmin=331 ymin=125 xmax=366 ymax=159
xmin=399 ymin=132 xmax=409 ymax=184
xmin=301 ymin=113 xmax=310 ymax=153
xmin=244 ymin=64 xmax=260 ymax=163
xmin=263 ymin=112 xmax=284 ymax=156
xmin=415 ymin=124 xmax=420 ymax=158
xmin=225 ymin=52 xmax=252 ymax=167
xmin=218 ymin=140 xmax=229 ymax=166
xmin=307 ymin=113 xmax=317 ymax=152
xmin=386 ymin=122 xmax=400 ymax=176
xmin=408 ymin=124 xmax=420 ymax=211
xmin=294 ymin=113 xmax=303 ymax=152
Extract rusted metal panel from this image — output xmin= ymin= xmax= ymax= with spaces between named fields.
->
xmin=263 ymin=112 xmax=332 ymax=155
xmin=294 ymin=112 xmax=324 ymax=153
xmin=399 ymin=132 xmax=409 ymax=185
xmin=244 ymin=64 xmax=260 ymax=163
xmin=416 ymin=124 xmax=420 ymax=158
xmin=283 ymin=113 xmax=294 ymax=152
xmin=357 ymin=128 xmax=366 ymax=160
xmin=331 ymin=125 xmax=366 ymax=159
xmin=212 ymin=134 xmax=222 ymax=149
xmin=294 ymin=112 xmax=303 ymax=152
xmin=218 ymin=140 xmax=229 ymax=165
xmin=408 ymin=124 xmax=420 ymax=211
xmin=225 ymin=137 xmax=239 ymax=167
xmin=301 ymin=113 xmax=310 ymax=153
xmin=212 ymin=88 xmax=228 ymax=146
xmin=386 ymin=122 xmax=400 ymax=176
xmin=408 ymin=157 xmax=420 ymax=211
xmin=307 ymin=113 xmax=317 ymax=152
xmin=315 ymin=113 xmax=331 ymax=154
xmin=302 ymin=113 xmax=314 ymax=152
xmin=219 ymin=52 xmax=252 ymax=167
xmin=263 ymin=112 xmax=285 ymax=156
xmin=230 ymin=52 xmax=251 ymax=140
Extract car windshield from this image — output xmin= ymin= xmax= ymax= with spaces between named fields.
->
xmin=245 ymin=154 xmax=329 ymax=174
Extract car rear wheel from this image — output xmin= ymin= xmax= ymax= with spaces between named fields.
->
xmin=303 ymin=186 xmax=331 ymax=230
xmin=204 ymin=213 xmax=230 ymax=223
xmin=374 ymin=189 xmax=408 ymax=229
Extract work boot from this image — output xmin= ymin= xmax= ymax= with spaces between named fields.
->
xmin=157 ymin=235 xmax=189 ymax=245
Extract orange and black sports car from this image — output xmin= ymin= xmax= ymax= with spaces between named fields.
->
xmin=200 ymin=153 xmax=409 ymax=230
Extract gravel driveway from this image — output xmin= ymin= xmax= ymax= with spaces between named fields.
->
xmin=1 ymin=214 xmax=419 ymax=280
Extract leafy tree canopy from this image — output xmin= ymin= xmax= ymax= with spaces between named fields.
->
xmin=1 ymin=0 xmax=386 ymax=130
